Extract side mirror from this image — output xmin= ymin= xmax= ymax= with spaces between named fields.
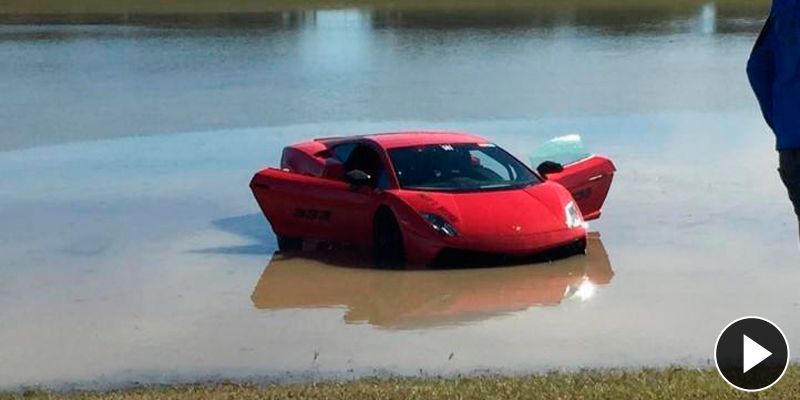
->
xmin=536 ymin=161 xmax=564 ymax=178
xmin=345 ymin=169 xmax=372 ymax=186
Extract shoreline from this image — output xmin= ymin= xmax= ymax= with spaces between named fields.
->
xmin=3 ymin=366 xmax=798 ymax=399
xmin=0 ymin=0 xmax=770 ymax=30
xmin=0 ymin=0 xmax=769 ymax=18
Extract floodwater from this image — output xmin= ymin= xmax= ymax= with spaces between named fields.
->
xmin=2 ymin=0 xmax=800 ymax=391
xmin=253 ymin=234 xmax=614 ymax=329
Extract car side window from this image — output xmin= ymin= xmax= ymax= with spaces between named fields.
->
xmin=331 ymin=143 xmax=357 ymax=163
xmin=344 ymin=144 xmax=389 ymax=190
xmin=375 ymin=169 xmax=389 ymax=190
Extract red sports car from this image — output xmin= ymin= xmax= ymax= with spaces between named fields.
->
xmin=250 ymin=131 xmax=615 ymax=267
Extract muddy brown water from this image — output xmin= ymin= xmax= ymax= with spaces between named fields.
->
xmin=2 ymin=0 xmax=800 ymax=391
xmin=253 ymin=234 xmax=613 ymax=329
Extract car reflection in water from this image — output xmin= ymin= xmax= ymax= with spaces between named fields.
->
xmin=251 ymin=233 xmax=613 ymax=329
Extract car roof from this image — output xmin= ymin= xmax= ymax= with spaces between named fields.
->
xmin=317 ymin=131 xmax=489 ymax=149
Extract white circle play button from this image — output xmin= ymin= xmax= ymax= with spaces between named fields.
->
xmin=715 ymin=316 xmax=789 ymax=392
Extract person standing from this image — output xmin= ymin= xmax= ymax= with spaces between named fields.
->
xmin=747 ymin=0 xmax=800 ymax=234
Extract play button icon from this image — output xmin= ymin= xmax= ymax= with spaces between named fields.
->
xmin=715 ymin=316 xmax=789 ymax=392
xmin=743 ymin=334 xmax=772 ymax=374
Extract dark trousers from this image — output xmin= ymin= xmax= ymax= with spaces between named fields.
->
xmin=779 ymin=149 xmax=800 ymax=220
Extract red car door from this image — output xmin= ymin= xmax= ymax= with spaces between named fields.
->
xmin=250 ymin=170 xmax=374 ymax=245
xmin=546 ymin=155 xmax=616 ymax=221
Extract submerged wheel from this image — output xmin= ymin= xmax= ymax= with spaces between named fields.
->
xmin=373 ymin=209 xmax=405 ymax=269
xmin=276 ymin=235 xmax=302 ymax=252
xmin=571 ymin=237 xmax=587 ymax=255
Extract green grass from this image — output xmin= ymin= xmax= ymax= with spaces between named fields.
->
xmin=5 ymin=367 xmax=800 ymax=400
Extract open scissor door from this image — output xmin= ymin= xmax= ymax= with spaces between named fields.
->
xmin=530 ymin=135 xmax=616 ymax=221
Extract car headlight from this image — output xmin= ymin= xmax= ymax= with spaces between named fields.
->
xmin=565 ymin=201 xmax=584 ymax=229
xmin=421 ymin=212 xmax=458 ymax=237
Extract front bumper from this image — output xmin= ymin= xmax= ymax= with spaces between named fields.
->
xmin=403 ymin=226 xmax=587 ymax=266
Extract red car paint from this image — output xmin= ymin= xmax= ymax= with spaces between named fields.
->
xmin=250 ymin=131 xmax=616 ymax=265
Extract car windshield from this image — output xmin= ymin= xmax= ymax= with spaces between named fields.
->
xmin=388 ymin=143 xmax=541 ymax=192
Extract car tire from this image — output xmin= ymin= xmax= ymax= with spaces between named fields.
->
xmin=277 ymin=235 xmax=302 ymax=252
xmin=571 ymin=237 xmax=587 ymax=254
xmin=373 ymin=209 xmax=405 ymax=269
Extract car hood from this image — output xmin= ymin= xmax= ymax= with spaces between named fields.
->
xmin=398 ymin=182 xmax=572 ymax=237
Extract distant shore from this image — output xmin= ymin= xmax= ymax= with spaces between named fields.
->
xmin=0 ymin=0 xmax=769 ymax=17
xmin=0 ymin=0 xmax=770 ymax=27
xmin=2 ymin=366 xmax=798 ymax=399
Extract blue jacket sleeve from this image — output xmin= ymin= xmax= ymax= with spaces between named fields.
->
xmin=747 ymin=17 xmax=776 ymax=131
